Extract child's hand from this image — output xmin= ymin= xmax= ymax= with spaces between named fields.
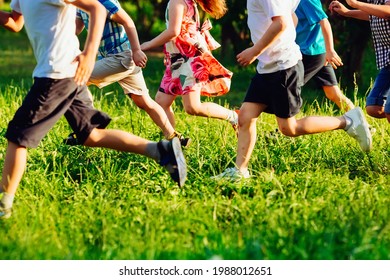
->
xmin=325 ymin=50 xmax=343 ymax=69
xmin=133 ymin=49 xmax=148 ymax=68
xmin=236 ymin=47 xmax=258 ymax=67
xmin=73 ymin=52 xmax=95 ymax=86
xmin=329 ymin=1 xmax=349 ymax=16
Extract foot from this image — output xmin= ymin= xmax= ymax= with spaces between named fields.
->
xmin=179 ymin=136 xmax=192 ymax=148
xmin=158 ymin=137 xmax=187 ymax=187
xmin=229 ymin=110 xmax=239 ymax=137
xmin=63 ymin=132 xmax=79 ymax=146
xmin=0 ymin=202 xmax=12 ymax=219
xmin=344 ymin=107 xmax=372 ymax=152
xmin=211 ymin=167 xmax=250 ymax=181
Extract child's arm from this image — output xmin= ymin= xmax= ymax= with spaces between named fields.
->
xmin=346 ymin=0 xmax=390 ymax=19
xmin=141 ymin=0 xmax=186 ymax=51
xmin=111 ymin=8 xmax=147 ymax=68
xmin=319 ymin=18 xmax=343 ymax=69
xmin=236 ymin=15 xmax=286 ymax=67
xmin=0 ymin=10 xmax=23 ymax=32
xmin=65 ymin=0 xmax=106 ymax=86
xmin=329 ymin=1 xmax=369 ymax=20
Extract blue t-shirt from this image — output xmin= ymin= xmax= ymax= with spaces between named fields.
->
xmin=295 ymin=0 xmax=327 ymax=55
xmin=77 ymin=0 xmax=130 ymax=59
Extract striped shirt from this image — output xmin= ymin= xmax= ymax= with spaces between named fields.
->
xmin=77 ymin=0 xmax=130 ymax=60
xmin=368 ymin=0 xmax=390 ymax=69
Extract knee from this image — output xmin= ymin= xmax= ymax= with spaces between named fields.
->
xmin=366 ymin=106 xmax=384 ymax=118
xmin=183 ymin=104 xmax=199 ymax=116
xmin=84 ymin=129 xmax=101 ymax=147
xmin=131 ymin=94 xmax=150 ymax=110
xmin=278 ymin=125 xmax=298 ymax=137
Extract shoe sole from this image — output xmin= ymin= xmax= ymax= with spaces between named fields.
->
xmin=0 ymin=209 xmax=12 ymax=219
xmin=171 ymin=137 xmax=187 ymax=187
xmin=355 ymin=108 xmax=373 ymax=152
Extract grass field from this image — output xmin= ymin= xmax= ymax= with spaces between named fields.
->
xmin=0 ymin=26 xmax=389 ymax=260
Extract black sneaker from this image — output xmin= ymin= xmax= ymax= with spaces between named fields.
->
xmin=157 ymin=137 xmax=187 ymax=187
xmin=63 ymin=132 xmax=79 ymax=146
xmin=179 ymin=136 xmax=191 ymax=148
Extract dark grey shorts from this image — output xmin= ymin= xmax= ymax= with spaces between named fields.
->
xmin=243 ymin=61 xmax=304 ymax=118
xmin=6 ymin=77 xmax=111 ymax=148
xmin=302 ymin=53 xmax=338 ymax=86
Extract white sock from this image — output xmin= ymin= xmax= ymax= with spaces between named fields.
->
xmin=1 ymin=192 xmax=15 ymax=209
xmin=226 ymin=110 xmax=237 ymax=124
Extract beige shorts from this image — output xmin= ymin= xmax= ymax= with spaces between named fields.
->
xmin=88 ymin=50 xmax=149 ymax=96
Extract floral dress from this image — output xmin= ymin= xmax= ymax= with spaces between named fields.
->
xmin=159 ymin=0 xmax=233 ymax=97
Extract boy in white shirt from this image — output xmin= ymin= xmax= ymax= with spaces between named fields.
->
xmin=213 ymin=0 xmax=372 ymax=180
xmin=0 ymin=0 xmax=187 ymax=219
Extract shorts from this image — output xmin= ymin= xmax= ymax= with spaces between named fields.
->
xmin=302 ymin=53 xmax=338 ymax=87
xmin=5 ymin=77 xmax=111 ymax=148
xmin=366 ymin=65 xmax=390 ymax=114
xmin=243 ymin=61 xmax=304 ymax=118
xmin=89 ymin=50 xmax=149 ymax=96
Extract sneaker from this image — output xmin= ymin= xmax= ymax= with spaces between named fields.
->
xmin=179 ymin=136 xmax=191 ymax=148
xmin=63 ymin=132 xmax=79 ymax=146
xmin=344 ymin=107 xmax=372 ymax=152
xmin=0 ymin=202 xmax=12 ymax=219
xmin=158 ymin=137 xmax=187 ymax=187
xmin=211 ymin=167 xmax=250 ymax=181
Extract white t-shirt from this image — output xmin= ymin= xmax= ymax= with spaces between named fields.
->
xmin=11 ymin=0 xmax=80 ymax=79
xmin=247 ymin=0 xmax=302 ymax=74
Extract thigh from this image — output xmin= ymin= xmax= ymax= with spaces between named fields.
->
xmin=89 ymin=52 xmax=135 ymax=88
xmin=65 ymin=86 xmax=112 ymax=145
xmin=6 ymin=78 xmax=78 ymax=148
xmin=302 ymin=53 xmax=326 ymax=85
xmin=367 ymin=66 xmax=390 ymax=108
xmin=118 ymin=66 xmax=149 ymax=96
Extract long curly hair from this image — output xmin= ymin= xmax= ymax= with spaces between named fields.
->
xmin=196 ymin=0 xmax=227 ymax=19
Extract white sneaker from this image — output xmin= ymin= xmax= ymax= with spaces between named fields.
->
xmin=211 ymin=167 xmax=250 ymax=181
xmin=344 ymin=107 xmax=372 ymax=152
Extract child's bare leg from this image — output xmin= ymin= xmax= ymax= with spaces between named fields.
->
xmin=277 ymin=115 xmax=346 ymax=137
xmin=1 ymin=141 xmax=27 ymax=196
xmin=155 ymin=91 xmax=176 ymax=128
xmin=0 ymin=142 xmax=27 ymax=217
xmin=84 ymin=128 xmax=187 ymax=186
xmin=181 ymin=89 xmax=234 ymax=121
xmin=235 ymin=103 xmax=265 ymax=172
xmin=323 ymin=85 xmax=355 ymax=112
xmin=83 ymin=128 xmax=154 ymax=156
xmin=366 ymin=105 xmax=386 ymax=119
xmin=129 ymin=94 xmax=176 ymax=139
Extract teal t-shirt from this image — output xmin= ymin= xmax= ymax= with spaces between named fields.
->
xmin=295 ymin=0 xmax=327 ymax=56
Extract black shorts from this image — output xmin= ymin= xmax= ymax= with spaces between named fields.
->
xmin=6 ymin=77 xmax=111 ymax=148
xmin=243 ymin=61 xmax=304 ymax=118
xmin=302 ymin=53 xmax=338 ymax=86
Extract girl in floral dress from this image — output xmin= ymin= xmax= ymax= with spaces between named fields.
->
xmin=141 ymin=0 xmax=238 ymax=134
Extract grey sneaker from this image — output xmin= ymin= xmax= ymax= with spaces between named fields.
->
xmin=158 ymin=137 xmax=187 ymax=187
xmin=0 ymin=202 xmax=12 ymax=219
xmin=344 ymin=107 xmax=372 ymax=152
xmin=211 ymin=167 xmax=250 ymax=181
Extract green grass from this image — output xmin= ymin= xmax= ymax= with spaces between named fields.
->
xmin=0 ymin=27 xmax=389 ymax=260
